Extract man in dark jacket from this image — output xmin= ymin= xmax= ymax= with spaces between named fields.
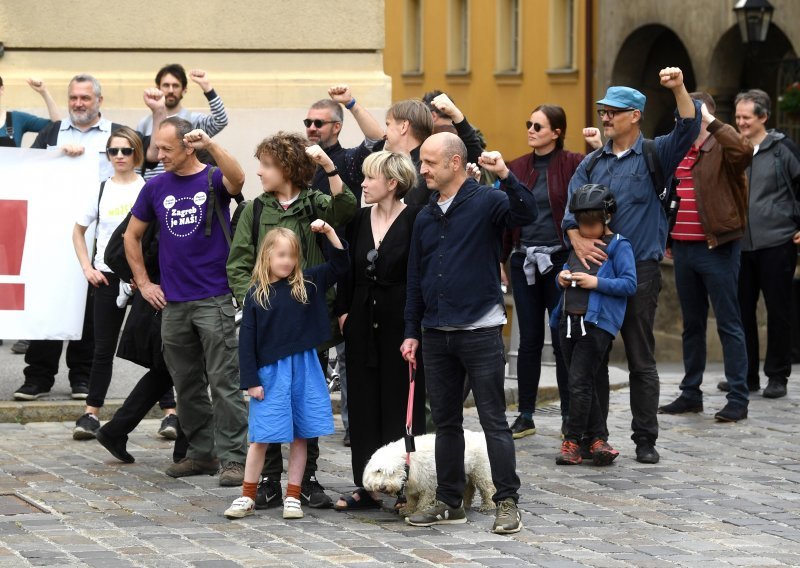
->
xmin=658 ymin=93 xmax=753 ymax=422
xmin=401 ymin=132 xmax=537 ymax=535
xmin=726 ymin=89 xmax=800 ymax=399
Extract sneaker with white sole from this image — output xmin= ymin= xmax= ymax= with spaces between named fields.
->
xmin=492 ymin=497 xmax=522 ymax=534
xmin=224 ymin=496 xmax=255 ymax=519
xmin=73 ymin=413 xmax=100 ymax=440
xmin=157 ymin=414 xmax=179 ymax=440
xmin=283 ymin=496 xmax=304 ymax=519
xmin=405 ymin=500 xmax=466 ymax=526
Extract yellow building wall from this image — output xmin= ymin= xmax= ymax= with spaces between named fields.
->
xmin=384 ymin=0 xmax=596 ymax=161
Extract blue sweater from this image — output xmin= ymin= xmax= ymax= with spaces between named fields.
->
xmin=550 ymin=233 xmax=637 ymax=337
xmin=238 ymin=243 xmax=349 ymax=389
xmin=404 ymin=172 xmax=538 ymax=340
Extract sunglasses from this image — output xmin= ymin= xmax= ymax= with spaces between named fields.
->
xmin=303 ymin=119 xmax=339 ymax=128
xmin=525 ymin=121 xmax=545 ymax=132
xmin=365 ymin=248 xmax=379 ymax=280
xmin=596 ymin=108 xmax=635 ymax=120
xmin=106 ymin=147 xmax=135 ymax=157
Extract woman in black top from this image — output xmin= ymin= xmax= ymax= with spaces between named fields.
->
xmin=334 ymin=151 xmax=427 ymax=510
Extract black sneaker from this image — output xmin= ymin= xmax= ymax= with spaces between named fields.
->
xmin=13 ymin=383 xmax=50 ymax=401
xmin=714 ymin=403 xmax=748 ymax=422
xmin=157 ymin=414 xmax=179 ymax=440
xmin=301 ymin=476 xmax=333 ymax=508
xmin=10 ymin=340 xmax=29 ymax=354
xmin=255 ymin=478 xmax=283 ymax=509
xmin=763 ymin=379 xmax=787 ymax=399
xmin=71 ymin=382 xmax=89 ymax=400
xmin=658 ymin=397 xmax=703 ymax=414
xmin=510 ymin=414 xmax=536 ymax=439
xmin=634 ymin=439 xmax=660 ymax=464
xmin=405 ymin=500 xmax=467 ymax=526
xmin=73 ymin=413 xmax=100 ymax=440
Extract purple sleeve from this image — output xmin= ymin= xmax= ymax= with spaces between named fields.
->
xmin=130 ymin=181 xmax=155 ymax=222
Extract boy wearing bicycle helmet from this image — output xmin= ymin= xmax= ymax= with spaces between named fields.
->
xmin=551 ymin=184 xmax=637 ymax=466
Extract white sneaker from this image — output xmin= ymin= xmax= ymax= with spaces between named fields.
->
xmin=224 ymin=496 xmax=255 ymax=519
xmin=283 ymin=496 xmax=303 ymax=519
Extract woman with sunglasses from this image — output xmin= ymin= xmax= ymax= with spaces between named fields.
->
xmin=502 ymin=105 xmax=601 ymax=440
xmin=333 ymin=150 xmax=427 ymax=511
xmin=71 ymin=127 xmax=177 ymax=441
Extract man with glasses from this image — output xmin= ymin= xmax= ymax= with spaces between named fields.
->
xmin=304 ymin=85 xmax=384 ymax=202
xmin=14 ymin=74 xmax=165 ymax=402
xmin=562 ymin=67 xmax=701 ymax=464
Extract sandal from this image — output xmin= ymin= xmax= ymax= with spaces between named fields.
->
xmin=333 ymin=488 xmax=381 ymax=511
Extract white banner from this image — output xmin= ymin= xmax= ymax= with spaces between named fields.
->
xmin=0 ymin=147 xmax=99 ymax=339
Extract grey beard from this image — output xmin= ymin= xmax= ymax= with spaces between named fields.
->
xmin=69 ymin=108 xmax=100 ymax=127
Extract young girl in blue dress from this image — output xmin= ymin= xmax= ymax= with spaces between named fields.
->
xmin=224 ymin=219 xmax=348 ymax=520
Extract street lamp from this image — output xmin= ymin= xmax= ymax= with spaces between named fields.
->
xmin=734 ymin=0 xmax=774 ymax=44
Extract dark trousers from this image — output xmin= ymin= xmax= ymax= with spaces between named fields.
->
xmin=509 ymin=252 xmax=569 ymax=416
xmin=23 ymin=286 xmax=94 ymax=389
xmin=739 ymin=241 xmax=796 ymax=387
xmin=422 ymin=326 xmax=520 ymax=507
xmin=87 ymin=273 xmax=175 ymax=409
xmin=673 ymin=241 xmax=749 ymax=408
xmin=619 ymin=261 xmax=662 ymax=444
xmin=98 ymin=365 xmax=187 ymax=462
xmin=560 ymin=316 xmax=614 ymax=443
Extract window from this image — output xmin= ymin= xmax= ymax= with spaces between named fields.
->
xmin=549 ymin=0 xmax=577 ymax=70
xmin=496 ymin=0 xmax=521 ymax=74
xmin=448 ymin=0 xmax=470 ymax=73
xmin=404 ymin=0 xmax=423 ymax=74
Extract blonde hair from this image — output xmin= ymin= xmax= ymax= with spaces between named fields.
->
xmin=249 ymin=227 xmax=309 ymax=308
xmin=362 ymin=150 xmax=418 ymax=200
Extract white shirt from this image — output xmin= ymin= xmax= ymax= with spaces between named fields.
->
xmin=55 ymin=117 xmax=114 ymax=181
xmin=77 ymin=176 xmax=146 ymax=273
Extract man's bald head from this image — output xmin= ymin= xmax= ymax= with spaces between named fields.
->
xmin=423 ymin=132 xmax=467 ymax=166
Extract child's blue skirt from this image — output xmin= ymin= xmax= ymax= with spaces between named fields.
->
xmin=248 ymin=348 xmax=335 ymax=444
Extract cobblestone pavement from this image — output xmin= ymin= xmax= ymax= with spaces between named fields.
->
xmin=0 ymin=367 xmax=798 ymax=567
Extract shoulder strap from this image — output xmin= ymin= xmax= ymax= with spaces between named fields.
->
xmin=251 ymin=197 xmax=264 ymax=251
xmin=203 ymin=166 xmax=232 ymax=245
xmin=4 ymin=111 xmax=14 ymax=140
xmin=642 ymin=139 xmax=668 ymax=201
xmin=583 ymin=148 xmax=603 ymax=176
xmin=90 ymin=181 xmax=108 ymax=266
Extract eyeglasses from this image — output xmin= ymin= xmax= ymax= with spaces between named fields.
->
xmin=303 ymin=119 xmax=338 ymax=128
xmin=525 ymin=121 xmax=545 ymax=132
xmin=596 ymin=108 xmax=636 ymax=120
xmin=106 ymin=147 xmax=135 ymax=157
xmin=365 ymin=248 xmax=379 ymax=280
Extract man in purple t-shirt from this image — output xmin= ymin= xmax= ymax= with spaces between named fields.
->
xmin=125 ymin=116 xmax=247 ymax=486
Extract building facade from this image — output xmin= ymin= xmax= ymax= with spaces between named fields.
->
xmin=383 ymin=0 xmax=596 ymax=160
xmin=0 ymin=0 xmax=392 ymax=197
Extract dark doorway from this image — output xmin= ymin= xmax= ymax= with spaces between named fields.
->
xmin=611 ymin=25 xmax=696 ymax=138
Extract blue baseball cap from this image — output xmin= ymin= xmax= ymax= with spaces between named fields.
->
xmin=596 ymin=86 xmax=646 ymax=113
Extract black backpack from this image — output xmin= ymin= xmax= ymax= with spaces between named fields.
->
xmin=0 ymin=112 xmax=16 ymax=147
xmin=584 ymin=139 xmax=680 ymax=229
xmin=235 ymin=192 xmax=324 ymax=255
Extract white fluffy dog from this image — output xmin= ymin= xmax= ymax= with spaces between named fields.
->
xmin=362 ymin=430 xmax=496 ymax=516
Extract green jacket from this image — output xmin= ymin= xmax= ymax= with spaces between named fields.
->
xmin=227 ymin=186 xmax=357 ymax=304
xmin=226 ymin=186 xmax=357 ymax=349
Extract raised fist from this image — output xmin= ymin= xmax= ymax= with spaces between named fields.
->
xmin=189 ymin=69 xmax=211 ymax=92
xmin=328 ymin=85 xmax=353 ymax=105
xmin=659 ymin=67 xmax=684 ymax=90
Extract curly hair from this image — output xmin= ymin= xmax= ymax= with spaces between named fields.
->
xmin=254 ymin=132 xmax=316 ymax=189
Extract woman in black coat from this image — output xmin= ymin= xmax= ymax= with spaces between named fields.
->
xmin=334 ymin=151 xmax=427 ymax=510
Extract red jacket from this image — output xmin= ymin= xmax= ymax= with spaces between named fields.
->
xmin=502 ymin=148 xmax=584 ymax=262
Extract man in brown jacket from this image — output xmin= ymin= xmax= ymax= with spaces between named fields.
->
xmin=658 ymin=92 xmax=753 ymax=422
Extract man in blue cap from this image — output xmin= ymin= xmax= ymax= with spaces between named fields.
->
xmin=563 ymin=67 xmax=701 ymax=464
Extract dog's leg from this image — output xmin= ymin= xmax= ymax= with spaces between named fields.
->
xmin=477 ymin=481 xmax=497 ymax=511
xmin=400 ymin=491 xmax=419 ymax=517
xmin=462 ymin=478 xmax=476 ymax=510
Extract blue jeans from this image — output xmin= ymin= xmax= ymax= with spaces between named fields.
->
xmin=673 ymin=241 xmax=748 ymax=408
xmin=422 ymin=326 xmax=520 ymax=507
xmin=509 ymin=252 xmax=569 ymax=416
